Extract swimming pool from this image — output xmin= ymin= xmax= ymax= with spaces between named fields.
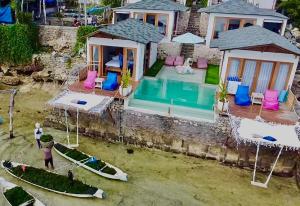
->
xmin=126 ymin=78 xmax=217 ymax=122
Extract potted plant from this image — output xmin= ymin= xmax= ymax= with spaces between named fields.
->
xmin=217 ymin=80 xmax=229 ymax=112
xmin=119 ymin=69 xmax=132 ymax=96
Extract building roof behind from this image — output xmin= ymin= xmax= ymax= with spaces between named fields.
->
xmin=117 ymin=0 xmax=188 ymax=11
xmin=210 ymin=26 xmax=300 ymax=55
xmin=97 ymin=18 xmax=164 ymax=44
xmin=198 ymin=0 xmax=287 ymax=19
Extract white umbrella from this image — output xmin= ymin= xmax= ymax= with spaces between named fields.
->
xmin=172 ymin=32 xmax=205 ymax=44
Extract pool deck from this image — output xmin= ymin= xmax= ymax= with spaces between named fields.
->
xmin=228 ymin=95 xmax=298 ymax=125
xmin=68 ymin=81 xmax=139 ymax=99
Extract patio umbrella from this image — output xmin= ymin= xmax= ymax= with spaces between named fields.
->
xmin=172 ymin=32 xmax=205 ymax=44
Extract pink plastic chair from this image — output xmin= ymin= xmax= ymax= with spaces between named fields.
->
xmin=84 ymin=70 xmax=97 ymax=89
xmin=262 ymin=90 xmax=279 ymax=111
xmin=197 ymin=57 xmax=208 ymax=69
xmin=174 ymin=56 xmax=184 ymax=66
xmin=165 ymin=56 xmax=176 ymax=66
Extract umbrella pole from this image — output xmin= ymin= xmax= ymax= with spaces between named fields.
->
xmin=64 ymin=109 xmax=70 ymax=147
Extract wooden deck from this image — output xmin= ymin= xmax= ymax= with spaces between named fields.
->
xmin=228 ymin=95 xmax=298 ymax=125
xmin=68 ymin=81 xmax=139 ymax=99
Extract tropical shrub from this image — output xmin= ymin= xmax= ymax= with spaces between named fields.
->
xmin=74 ymin=26 xmax=98 ymax=54
xmin=121 ymin=69 xmax=131 ymax=88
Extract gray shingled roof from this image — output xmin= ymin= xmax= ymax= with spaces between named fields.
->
xmin=117 ymin=0 xmax=187 ymax=11
xmin=198 ymin=0 xmax=287 ymax=19
xmin=210 ymin=26 xmax=300 ymax=55
xmin=97 ymin=18 xmax=164 ymax=44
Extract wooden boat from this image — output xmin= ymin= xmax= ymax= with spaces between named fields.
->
xmin=53 ymin=143 xmax=128 ymax=181
xmin=0 ymin=177 xmax=45 ymax=206
xmin=1 ymin=161 xmax=105 ymax=199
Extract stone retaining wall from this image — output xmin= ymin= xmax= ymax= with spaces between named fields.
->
xmin=45 ymin=101 xmax=298 ymax=176
xmin=39 ymin=25 xmax=78 ymax=52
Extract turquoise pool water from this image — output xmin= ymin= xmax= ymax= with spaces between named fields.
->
xmin=131 ymin=78 xmax=216 ymax=111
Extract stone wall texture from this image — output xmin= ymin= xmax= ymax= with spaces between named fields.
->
xmin=193 ymin=44 xmax=222 ymax=65
xmin=158 ymin=42 xmax=182 ymax=59
xmin=199 ymin=13 xmax=209 ymax=37
xmin=45 ymin=102 xmax=298 ymax=176
xmin=39 ymin=25 xmax=78 ymax=52
xmin=176 ymin=11 xmax=190 ymax=35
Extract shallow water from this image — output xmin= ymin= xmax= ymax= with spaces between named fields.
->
xmin=0 ymin=88 xmax=300 ymax=206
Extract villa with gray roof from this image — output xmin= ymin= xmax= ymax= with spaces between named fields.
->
xmin=211 ymin=26 xmax=300 ymax=95
xmin=199 ymin=0 xmax=288 ymax=46
xmin=86 ymin=19 xmax=164 ymax=82
xmin=113 ymin=0 xmax=188 ymax=41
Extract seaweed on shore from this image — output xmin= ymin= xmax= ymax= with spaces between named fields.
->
xmin=4 ymin=186 xmax=34 ymax=206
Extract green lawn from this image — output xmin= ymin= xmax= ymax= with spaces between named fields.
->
xmin=144 ymin=59 xmax=164 ymax=77
xmin=205 ymin=64 xmax=220 ymax=85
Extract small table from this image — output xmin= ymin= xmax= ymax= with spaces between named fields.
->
xmin=251 ymin=92 xmax=264 ymax=114
xmin=251 ymin=92 xmax=264 ymax=105
xmin=95 ymin=77 xmax=105 ymax=89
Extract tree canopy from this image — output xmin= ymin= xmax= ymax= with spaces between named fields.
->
xmin=102 ymin=0 xmax=122 ymax=8
xmin=279 ymin=0 xmax=300 ymax=28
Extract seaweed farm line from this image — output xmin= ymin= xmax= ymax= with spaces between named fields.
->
xmin=0 ymin=87 xmax=300 ymax=206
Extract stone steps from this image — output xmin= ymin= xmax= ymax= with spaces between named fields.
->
xmin=186 ymin=3 xmax=201 ymax=35
xmin=180 ymin=44 xmax=195 ymax=59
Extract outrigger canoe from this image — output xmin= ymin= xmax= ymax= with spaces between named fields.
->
xmin=53 ymin=143 xmax=128 ymax=181
xmin=1 ymin=160 xmax=105 ymax=199
xmin=0 ymin=177 xmax=45 ymax=206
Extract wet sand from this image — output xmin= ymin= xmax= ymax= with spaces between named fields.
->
xmin=0 ymin=85 xmax=300 ymax=206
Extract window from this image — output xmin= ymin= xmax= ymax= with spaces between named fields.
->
xmin=213 ymin=17 xmax=256 ymax=39
xmin=228 ymin=19 xmax=240 ymax=30
xmin=157 ymin=15 xmax=168 ymax=35
xmin=263 ymin=22 xmax=282 ymax=34
xmin=135 ymin=13 xmax=144 ymax=22
xmin=134 ymin=13 xmax=169 ymax=36
xmin=146 ymin=14 xmax=156 ymax=25
xmin=213 ymin=18 xmax=227 ymax=39
xmin=115 ymin=13 xmax=130 ymax=23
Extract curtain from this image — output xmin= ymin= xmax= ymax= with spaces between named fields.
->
xmin=242 ymin=60 xmax=256 ymax=88
xmin=274 ymin=63 xmax=289 ymax=92
xmin=228 ymin=59 xmax=240 ymax=77
xmin=92 ymin=47 xmax=99 ymax=70
xmin=256 ymin=62 xmax=274 ymax=93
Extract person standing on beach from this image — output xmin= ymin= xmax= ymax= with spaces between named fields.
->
xmin=34 ymin=123 xmax=43 ymax=149
xmin=43 ymin=147 xmax=54 ymax=169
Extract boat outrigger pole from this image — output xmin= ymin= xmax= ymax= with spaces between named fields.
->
xmin=64 ymin=107 xmax=79 ymax=148
xmin=0 ymin=89 xmax=17 ymax=139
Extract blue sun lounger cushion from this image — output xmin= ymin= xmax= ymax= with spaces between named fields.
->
xmin=278 ymin=90 xmax=288 ymax=103
xmin=235 ymin=85 xmax=251 ymax=106
xmin=263 ymin=136 xmax=277 ymax=142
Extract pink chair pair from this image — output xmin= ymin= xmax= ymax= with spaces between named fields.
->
xmin=262 ymin=90 xmax=279 ymax=111
xmin=197 ymin=57 xmax=208 ymax=69
xmin=84 ymin=70 xmax=98 ymax=89
xmin=164 ymin=56 xmax=184 ymax=66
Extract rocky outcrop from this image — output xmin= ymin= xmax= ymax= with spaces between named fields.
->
xmin=0 ymin=75 xmax=21 ymax=86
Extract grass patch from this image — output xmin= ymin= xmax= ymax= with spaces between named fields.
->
xmin=144 ymin=59 xmax=164 ymax=77
xmin=54 ymin=143 xmax=117 ymax=175
xmin=4 ymin=162 xmax=98 ymax=195
xmin=40 ymin=134 xmax=53 ymax=142
xmin=4 ymin=186 xmax=34 ymax=206
xmin=205 ymin=64 xmax=220 ymax=85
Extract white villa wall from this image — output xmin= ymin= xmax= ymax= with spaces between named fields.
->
xmin=149 ymin=43 xmax=158 ymax=68
xmin=113 ymin=9 xmax=175 ymax=41
xmin=220 ymin=50 xmax=299 ymax=88
xmin=87 ymin=37 xmax=145 ymax=81
xmin=205 ymin=13 xmax=288 ymax=46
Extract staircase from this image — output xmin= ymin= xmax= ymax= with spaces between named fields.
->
xmin=180 ymin=44 xmax=195 ymax=59
xmin=186 ymin=2 xmax=201 ymax=35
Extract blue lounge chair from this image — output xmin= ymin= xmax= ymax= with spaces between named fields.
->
xmin=103 ymin=72 xmax=118 ymax=91
xmin=235 ymin=85 xmax=251 ymax=106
